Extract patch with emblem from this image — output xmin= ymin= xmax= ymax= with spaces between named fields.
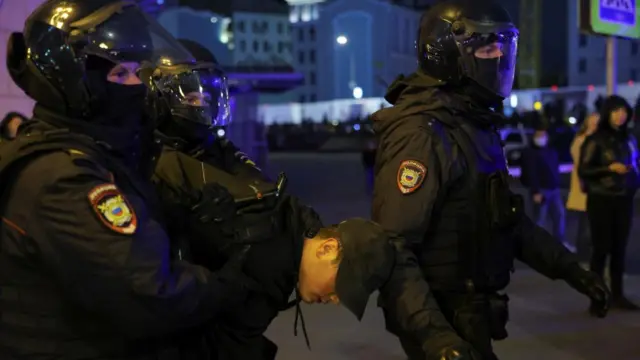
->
xmin=397 ymin=160 xmax=427 ymax=194
xmin=88 ymin=184 xmax=137 ymax=234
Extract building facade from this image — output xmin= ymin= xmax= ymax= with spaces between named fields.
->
xmin=499 ymin=0 xmax=639 ymax=89
xmin=288 ymin=0 xmax=425 ymax=103
xmin=566 ymin=0 xmax=640 ymax=87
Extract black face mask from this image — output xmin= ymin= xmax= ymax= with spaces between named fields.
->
xmin=95 ymin=82 xmax=147 ymax=129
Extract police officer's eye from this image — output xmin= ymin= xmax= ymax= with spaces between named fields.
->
xmin=474 ymin=43 xmax=503 ymax=59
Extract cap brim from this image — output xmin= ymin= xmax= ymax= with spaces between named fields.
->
xmin=335 ymin=263 xmax=371 ymax=321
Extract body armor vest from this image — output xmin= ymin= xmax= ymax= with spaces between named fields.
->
xmin=419 ymin=116 xmax=523 ymax=293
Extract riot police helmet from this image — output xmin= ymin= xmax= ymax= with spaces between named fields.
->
xmin=7 ymin=0 xmax=195 ymax=118
xmin=143 ymin=60 xmax=231 ymax=149
xmin=416 ymin=0 xmax=518 ymax=98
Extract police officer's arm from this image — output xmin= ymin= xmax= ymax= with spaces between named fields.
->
xmin=218 ymin=138 xmax=266 ymax=175
xmin=578 ymin=136 xmax=608 ymax=179
xmin=284 ymin=194 xmax=324 ymax=232
xmin=513 ymin=214 xmax=580 ymax=279
xmin=373 ymin=124 xmax=458 ymax=345
xmin=28 ymin=153 xmax=248 ymax=339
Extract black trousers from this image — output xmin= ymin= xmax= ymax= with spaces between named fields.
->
xmin=586 ymin=193 xmax=634 ymax=297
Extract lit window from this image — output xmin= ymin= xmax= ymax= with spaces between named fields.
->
xmin=289 ymin=6 xmax=299 ymax=23
xmin=301 ymin=5 xmax=311 ymax=22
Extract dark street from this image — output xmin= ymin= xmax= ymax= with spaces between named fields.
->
xmin=264 ymin=152 xmax=640 ymax=360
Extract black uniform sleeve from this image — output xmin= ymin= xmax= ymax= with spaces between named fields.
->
xmin=285 ymin=194 xmax=323 ymax=232
xmin=27 ymin=152 xmax=249 ymax=339
xmin=578 ymin=136 xmax=609 ymax=179
xmin=372 ymin=123 xmax=457 ymax=348
xmin=513 ymin=214 xmax=580 ymax=279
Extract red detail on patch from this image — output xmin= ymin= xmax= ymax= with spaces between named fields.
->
xmin=396 ymin=160 xmax=427 ymax=194
xmin=87 ymin=183 xmax=138 ymax=235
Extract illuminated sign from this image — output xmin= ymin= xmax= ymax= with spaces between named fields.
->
xmin=579 ymin=0 xmax=640 ymax=39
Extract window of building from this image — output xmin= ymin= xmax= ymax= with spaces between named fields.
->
xmin=298 ymin=28 xmax=304 ymax=42
xmin=309 ymin=49 xmax=315 ymax=63
xmin=299 ymin=95 xmax=306 ymax=103
xmin=309 ymin=71 xmax=316 ymax=85
xmin=277 ymin=22 xmax=283 ymax=34
xmin=262 ymin=21 xmax=268 ymax=31
xmin=301 ymin=4 xmax=311 ymax=22
xmin=278 ymin=41 xmax=285 ymax=53
xmin=311 ymin=4 xmax=319 ymax=20
xmin=632 ymin=41 xmax=639 ymax=55
xmin=579 ymin=34 xmax=587 ymax=47
xmin=239 ymin=40 xmax=246 ymax=52
xmin=263 ymin=41 xmax=271 ymax=52
xmin=298 ymin=50 xmax=305 ymax=64
xmin=309 ymin=27 xmax=315 ymax=41
xmin=310 ymin=93 xmax=317 ymax=102
xmin=253 ymin=40 xmax=259 ymax=52
xmin=237 ymin=21 xmax=245 ymax=33
xmin=289 ymin=6 xmax=299 ymax=23
xmin=252 ymin=21 xmax=259 ymax=33
xmin=578 ymin=58 xmax=587 ymax=73
xmin=631 ymin=69 xmax=637 ymax=81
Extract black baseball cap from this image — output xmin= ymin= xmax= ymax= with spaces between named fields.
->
xmin=334 ymin=218 xmax=395 ymax=320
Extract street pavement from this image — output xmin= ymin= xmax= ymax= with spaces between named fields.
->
xmin=263 ymin=152 xmax=640 ymax=360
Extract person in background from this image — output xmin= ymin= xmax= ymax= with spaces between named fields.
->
xmin=521 ymin=128 xmax=569 ymax=250
xmin=361 ymin=137 xmax=377 ymax=195
xmin=579 ymin=95 xmax=639 ymax=311
xmin=0 ymin=111 xmax=27 ymax=140
xmin=566 ymin=113 xmax=599 ymax=257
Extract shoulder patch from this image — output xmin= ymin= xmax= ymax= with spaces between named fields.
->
xmin=397 ymin=160 xmax=427 ymax=194
xmin=88 ymin=184 xmax=137 ymax=234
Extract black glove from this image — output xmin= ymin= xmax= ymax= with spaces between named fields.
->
xmin=434 ymin=346 xmax=482 ymax=360
xmin=426 ymin=333 xmax=482 ymax=360
xmin=564 ymin=264 xmax=611 ymax=318
xmin=190 ymin=182 xmax=236 ymax=223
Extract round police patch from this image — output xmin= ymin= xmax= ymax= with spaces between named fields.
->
xmin=397 ymin=160 xmax=427 ymax=194
xmin=88 ymin=184 xmax=137 ymax=234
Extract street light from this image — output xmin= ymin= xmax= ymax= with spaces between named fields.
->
xmin=353 ymin=86 xmax=363 ymax=99
xmin=336 ymin=35 xmax=347 ymax=45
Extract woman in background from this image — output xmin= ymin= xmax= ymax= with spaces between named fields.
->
xmin=566 ymin=113 xmax=599 ymax=255
xmin=579 ymin=95 xmax=638 ymax=312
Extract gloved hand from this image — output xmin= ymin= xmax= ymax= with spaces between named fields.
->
xmin=426 ymin=333 xmax=482 ymax=360
xmin=190 ymin=182 xmax=236 ymax=223
xmin=564 ymin=264 xmax=611 ymax=318
xmin=435 ymin=345 xmax=482 ymax=360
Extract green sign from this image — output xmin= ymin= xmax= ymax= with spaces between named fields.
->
xmin=579 ymin=0 xmax=639 ymax=39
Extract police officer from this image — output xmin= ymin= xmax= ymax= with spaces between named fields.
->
xmin=146 ymin=60 xmax=324 ymax=358
xmin=145 ymin=62 xmax=447 ymax=359
xmin=0 ymin=1 xmax=255 ymax=358
xmin=370 ymin=1 xmax=611 ymax=359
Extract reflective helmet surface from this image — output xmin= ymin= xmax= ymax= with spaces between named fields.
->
xmin=16 ymin=0 xmax=195 ymax=115
xmin=416 ymin=0 xmax=518 ymax=98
